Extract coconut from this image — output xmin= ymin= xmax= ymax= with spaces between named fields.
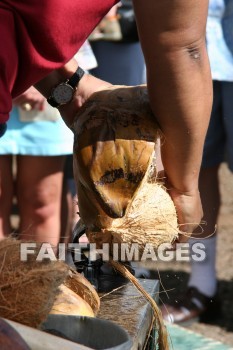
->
xmin=0 ymin=238 xmax=68 ymax=328
xmin=0 ymin=238 xmax=100 ymax=328
xmin=104 ymin=153 xmax=179 ymax=256
xmin=73 ymin=85 xmax=179 ymax=253
xmin=50 ymin=284 xmax=95 ymax=317
xmin=64 ymin=269 xmax=100 ymax=315
xmin=50 ymin=269 xmax=100 ymax=318
xmin=72 ymin=85 xmax=179 ymax=350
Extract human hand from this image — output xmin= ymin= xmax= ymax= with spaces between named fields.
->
xmin=59 ymin=74 xmax=112 ymax=127
xmin=157 ymin=169 xmax=203 ymax=244
xmin=13 ymin=86 xmax=46 ymax=111
xmin=168 ymin=186 xmax=203 ymax=244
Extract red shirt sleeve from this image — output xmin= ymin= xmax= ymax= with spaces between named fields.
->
xmin=0 ymin=0 xmax=117 ymax=123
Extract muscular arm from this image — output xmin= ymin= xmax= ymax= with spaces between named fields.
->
xmin=133 ymin=0 xmax=212 ymax=238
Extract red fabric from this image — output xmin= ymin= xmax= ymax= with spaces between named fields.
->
xmin=0 ymin=0 xmax=117 ymax=122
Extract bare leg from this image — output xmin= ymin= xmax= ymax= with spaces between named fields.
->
xmin=0 ymin=155 xmax=14 ymax=239
xmin=16 ymin=155 xmax=65 ymax=247
xmin=60 ymin=178 xmax=73 ymax=244
xmin=188 ymin=166 xmax=220 ymax=297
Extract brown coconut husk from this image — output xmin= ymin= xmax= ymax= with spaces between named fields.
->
xmin=73 ymin=85 xmax=159 ymax=237
xmin=73 ymin=85 xmax=180 ymax=349
xmin=0 ymin=238 xmax=100 ymax=328
xmin=73 ymin=85 xmax=179 ymax=251
xmin=63 ymin=268 xmax=100 ymax=315
xmin=104 ymin=150 xmax=179 ymax=256
xmin=0 ymin=238 xmax=69 ymax=328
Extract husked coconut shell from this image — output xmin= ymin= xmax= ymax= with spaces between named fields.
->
xmin=73 ymin=85 xmax=179 ymax=254
xmin=50 ymin=284 xmax=94 ymax=317
xmin=63 ymin=269 xmax=100 ymax=315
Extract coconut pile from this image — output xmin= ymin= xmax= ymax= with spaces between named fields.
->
xmin=0 ymin=238 xmax=99 ymax=328
xmin=72 ymin=85 xmax=180 ymax=349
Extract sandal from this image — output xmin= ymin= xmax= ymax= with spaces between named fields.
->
xmin=160 ymin=287 xmax=222 ymax=325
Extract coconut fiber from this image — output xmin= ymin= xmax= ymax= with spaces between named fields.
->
xmin=0 ymin=238 xmax=100 ymax=328
xmin=72 ymin=85 xmax=180 ymax=349
xmin=0 ymin=238 xmax=68 ymax=328
xmin=73 ymin=85 xmax=179 ymax=253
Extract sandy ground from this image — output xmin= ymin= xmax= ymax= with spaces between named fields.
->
xmin=140 ymin=163 xmax=233 ymax=346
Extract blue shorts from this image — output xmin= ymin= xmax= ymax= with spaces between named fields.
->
xmin=202 ymin=80 xmax=233 ymax=171
xmin=0 ymin=107 xmax=73 ymax=156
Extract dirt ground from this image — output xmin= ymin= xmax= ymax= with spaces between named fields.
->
xmin=141 ymin=163 xmax=233 ymax=346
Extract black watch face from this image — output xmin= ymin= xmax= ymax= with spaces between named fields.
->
xmin=52 ymin=83 xmax=74 ymax=104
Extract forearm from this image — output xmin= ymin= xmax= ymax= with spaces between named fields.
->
xmin=133 ymin=0 xmax=212 ymax=193
xmin=150 ymin=43 xmax=212 ymax=193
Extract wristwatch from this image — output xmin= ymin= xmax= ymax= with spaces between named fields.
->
xmin=47 ymin=66 xmax=85 ymax=108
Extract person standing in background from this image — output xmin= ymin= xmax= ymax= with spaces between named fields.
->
xmin=161 ymin=0 xmax=233 ymax=324
xmin=0 ymin=40 xmax=97 ymax=247
xmin=0 ymin=88 xmax=73 ymax=247
xmin=89 ymin=2 xmax=145 ymax=86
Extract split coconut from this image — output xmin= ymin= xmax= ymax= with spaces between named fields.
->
xmin=73 ymin=85 xmax=179 ymax=254
xmin=0 ymin=238 xmax=100 ymax=328
xmin=73 ymin=85 xmax=180 ymax=349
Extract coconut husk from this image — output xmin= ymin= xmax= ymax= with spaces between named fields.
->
xmin=64 ymin=269 xmax=100 ymax=315
xmin=0 ymin=238 xmax=69 ymax=328
xmin=73 ymin=85 xmax=179 ymax=252
xmin=73 ymin=85 xmax=179 ymax=350
xmin=104 ymin=151 xmax=179 ymax=256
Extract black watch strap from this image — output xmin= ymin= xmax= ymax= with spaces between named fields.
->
xmin=47 ymin=96 xmax=60 ymax=108
xmin=68 ymin=66 xmax=85 ymax=88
